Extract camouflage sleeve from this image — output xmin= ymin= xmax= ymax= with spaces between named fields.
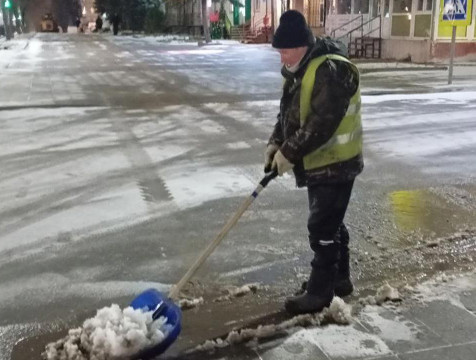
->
xmin=280 ymin=60 xmax=359 ymax=164
xmin=268 ymin=112 xmax=285 ymax=146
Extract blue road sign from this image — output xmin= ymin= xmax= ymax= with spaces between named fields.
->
xmin=441 ymin=0 xmax=473 ymax=24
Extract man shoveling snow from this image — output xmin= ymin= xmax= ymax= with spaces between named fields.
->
xmin=42 ymin=304 xmax=170 ymax=360
xmin=264 ymin=11 xmax=363 ymax=314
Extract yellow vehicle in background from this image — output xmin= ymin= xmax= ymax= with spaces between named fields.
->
xmin=40 ymin=13 xmax=59 ymax=32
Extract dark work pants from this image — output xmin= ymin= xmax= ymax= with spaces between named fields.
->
xmin=306 ymin=180 xmax=354 ymax=294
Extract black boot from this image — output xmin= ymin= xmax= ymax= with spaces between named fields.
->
xmin=300 ymin=277 xmax=353 ymax=297
xmin=299 ymin=225 xmax=353 ymax=298
xmin=286 ymin=266 xmax=336 ymax=314
xmin=335 ymin=277 xmax=353 ymax=297
xmin=285 ymin=292 xmax=332 ymax=315
xmin=336 ymin=224 xmax=354 ymax=297
xmin=285 ymin=245 xmax=338 ymax=315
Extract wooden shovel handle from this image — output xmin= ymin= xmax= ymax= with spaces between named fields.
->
xmin=168 ymin=170 xmax=278 ymax=300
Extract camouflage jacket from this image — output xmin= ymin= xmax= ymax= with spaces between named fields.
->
xmin=269 ymin=38 xmax=364 ymax=187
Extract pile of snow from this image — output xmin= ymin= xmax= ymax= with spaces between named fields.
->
xmin=326 ymin=297 xmax=354 ymax=324
xmin=209 ymin=40 xmax=241 ymax=45
xmin=152 ymin=34 xmax=191 ymax=42
xmin=126 ymin=34 xmax=193 ymax=44
xmin=359 ymin=283 xmax=401 ymax=306
xmin=409 ymin=271 xmax=476 ymax=309
xmin=178 ymin=297 xmax=204 ymax=310
xmin=43 ymin=304 xmax=171 ymax=360
xmin=214 ymin=283 xmax=260 ymax=302
xmin=194 ymin=297 xmax=352 ymax=352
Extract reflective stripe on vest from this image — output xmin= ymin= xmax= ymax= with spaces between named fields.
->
xmin=299 ymin=54 xmax=363 ymax=171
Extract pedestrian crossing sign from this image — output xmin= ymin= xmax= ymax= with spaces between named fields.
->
xmin=440 ymin=0 xmax=473 ymax=26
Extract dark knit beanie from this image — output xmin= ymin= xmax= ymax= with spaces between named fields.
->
xmin=272 ymin=10 xmax=315 ymax=49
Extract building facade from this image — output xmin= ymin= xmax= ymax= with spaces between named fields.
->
xmin=288 ymin=0 xmax=326 ymax=34
xmin=324 ymin=0 xmax=476 ymax=61
xmin=241 ymin=0 xmax=476 ymax=61
xmin=169 ymin=0 xmax=475 ymax=60
xmin=209 ymin=0 xmax=324 ymax=40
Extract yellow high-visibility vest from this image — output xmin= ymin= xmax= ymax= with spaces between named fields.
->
xmin=298 ymin=54 xmax=362 ymax=170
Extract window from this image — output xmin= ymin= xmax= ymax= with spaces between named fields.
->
xmin=372 ymin=0 xmax=380 ymax=16
xmin=384 ymin=0 xmax=390 ymax=15
xmin=391 ymin=14 xmax=411 ymax=35
xmin=414 ymin=14 xmax=431 ymax=36
xmin=255 ymin=0 xmax=260 ymax=11
xmin=417 ymin=0 xmax=432 ymax=12
xmin=392 ymin=0 xmax=412 ymax=13
xmin=337 ymin=0 xmax=351 ymax=14
xmin=354 ymin=0 xmax=369 ymax=13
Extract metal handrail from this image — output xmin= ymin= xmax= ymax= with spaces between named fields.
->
xmin=231 ymin=21 xmax=253 ymax=42
xmin=363 ymin=27 xmax=379 ymax=37
xmin=247 ymin=16 xmax=270 ymax=39
xmin=331 ymin=15 xmax=363 ymax=38
xmin=335 ymin=15 xmax=382 ymax=58
xmin=336 ymin=15 xmax=380 ymax=41
xmin=252 ymin=17 xmax=263 ymax=33
xmin=360 ymin=15 xmax=381 ymax=29
xmin=230 ymin=25 xmax=245 ymax=41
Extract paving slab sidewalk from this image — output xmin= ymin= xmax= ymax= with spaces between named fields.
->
xmin=354 ymin=61 xmax=448 ymax=73
xmin=175 ymin=272 xmax=476 ymax=360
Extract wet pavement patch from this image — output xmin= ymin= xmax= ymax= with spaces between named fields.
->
xmin=389 ymin=185 xmax=476 ymax=245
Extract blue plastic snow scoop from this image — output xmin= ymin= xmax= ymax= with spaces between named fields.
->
xmin=130 ymin=289 xmax=181 ymax=359
xmin=130 ymin=170 xmax=278 ymax=358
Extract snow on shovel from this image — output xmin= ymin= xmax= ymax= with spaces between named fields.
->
xmin=129 ymin=169 xmax=279 ymax=358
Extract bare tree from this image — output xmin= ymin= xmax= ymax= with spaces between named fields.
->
xmin=2 ymin=10 xmax=12 ymax=40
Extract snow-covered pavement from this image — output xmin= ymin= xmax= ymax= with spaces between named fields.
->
xmin=179 ymin=271 xmax=476 ymax=360
xmin=0 ymin=33 xmax=475 ymax=360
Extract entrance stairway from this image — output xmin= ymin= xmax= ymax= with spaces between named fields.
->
xmin=349 ymin=36 xmax=381 ymax=58
xmin=230 ymin=24 xmax=250 ymax=40
xmin=331 ymin=15 xmax=382 ymax=59
xmin=230 ymin=19 xmax=271 ymax=43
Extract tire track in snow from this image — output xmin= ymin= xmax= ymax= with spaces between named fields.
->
xmin=108 ymin=110 xmax=174 ymax=205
